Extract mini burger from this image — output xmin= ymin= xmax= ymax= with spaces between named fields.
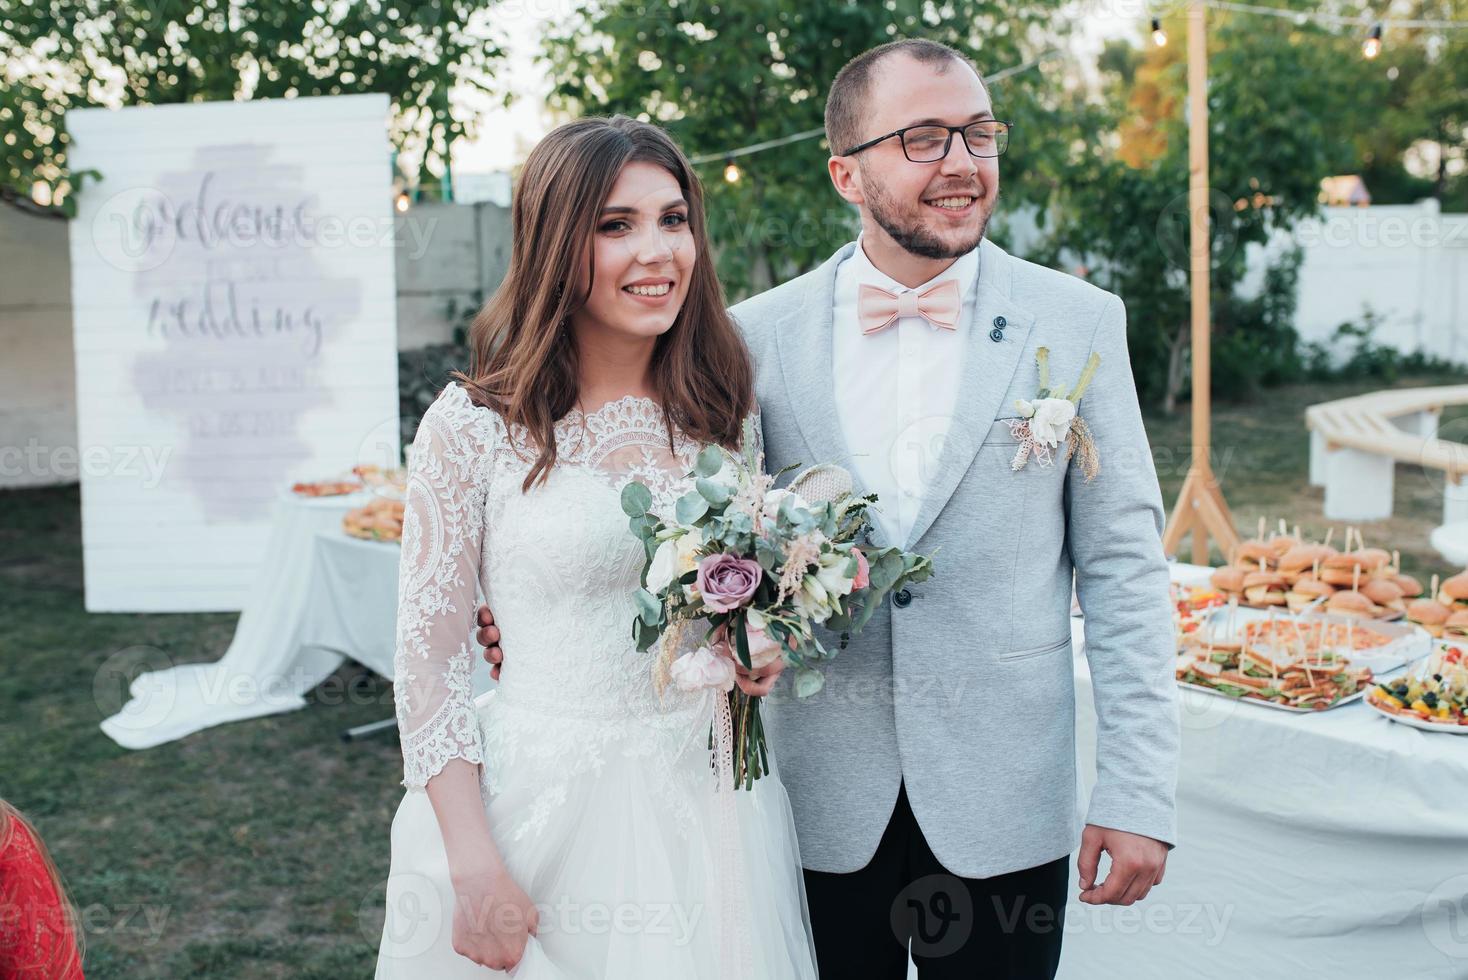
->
xmin=1285 ymin=576 xmax=1335 ymax=613
xmin=1441 ymin=571 xmax=1468 ymax=610
xmin=1242 ymin=570 xmax=1288 ymax=606
xmin=1444 ymin=609 xmax=1468 ymax=640
xmin=1278 ymin=543 xmax=1336 ymax=577
xmin=1360 ymin=578 xmax=1406 ymax=613
xmin=1326 ymin=589 xmax=1379 ymax=619
xmin=1406 ymin=597 xmax=1452 ymax=638
xmin=1209 ymin=566 xmax=1248 ymax=594
xmin=1234 ymin=540 xmax=1276 ymax=567
xmin=1392 ymin=573 xmax=1424 ymax=599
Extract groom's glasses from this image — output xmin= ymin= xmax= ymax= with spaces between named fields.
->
xmin=840 ymin=120 xmax=1012 ymax=162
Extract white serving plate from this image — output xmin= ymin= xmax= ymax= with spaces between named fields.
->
xmin=1192 ymin=606 xmax=1430 ymax=675
xmin=1362 ymin=692 xmax=1468 ymax=734
xmin=1178 ymin=680 xmax=1368 ymax=714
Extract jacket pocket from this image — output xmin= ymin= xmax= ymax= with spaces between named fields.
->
xmin=1000 ymin=634 xmax=1072 ymax=663
xmin=981 ymin=417 xmax=1026 ymax=447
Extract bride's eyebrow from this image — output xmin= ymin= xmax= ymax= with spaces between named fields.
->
xmin=600 ymin=198 xmax=690 ymax=216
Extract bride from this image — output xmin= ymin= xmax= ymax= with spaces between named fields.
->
xmin=376 ymin=115 xmax=818 ymax=978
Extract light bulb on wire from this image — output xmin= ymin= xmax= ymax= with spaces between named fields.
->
xmin=1362 ymin=22 xmax=1383 ymax=59
xmin=1151 ymin=18 xmax=1167 ymax=47
xmin=723 ymin=158 xmax=742 ymax=184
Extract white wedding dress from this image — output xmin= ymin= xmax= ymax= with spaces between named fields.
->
xmin=376 ymin=382 xmax=818 ymax=979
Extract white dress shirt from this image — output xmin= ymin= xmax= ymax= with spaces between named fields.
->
xmin=831 ymin=235 xmax=980 ymax=547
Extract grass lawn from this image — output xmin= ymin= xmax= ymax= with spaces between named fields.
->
xmin=2 ymin=373 xmax=1465 ymax=977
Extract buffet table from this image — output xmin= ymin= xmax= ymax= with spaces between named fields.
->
xmin=98 ymin=501 xmax=1468 ymax=976
xmin=1054 ymin=565 xmax=1468 ymax=980
xmin=98 ymin=488 xmax=486 ymax=749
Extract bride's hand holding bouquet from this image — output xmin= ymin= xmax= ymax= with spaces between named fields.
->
xmin=622 ymin=417 xmax=936 ymax=789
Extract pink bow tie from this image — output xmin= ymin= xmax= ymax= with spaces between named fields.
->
xmin=857 ymin=279 xmax=962 ymax=335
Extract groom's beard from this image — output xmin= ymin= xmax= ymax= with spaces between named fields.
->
xmin=862 ymin=170 xmax=995 ymax=260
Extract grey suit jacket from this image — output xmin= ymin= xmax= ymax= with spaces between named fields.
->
xmin=730 ymin=237 xmax=1180 ymax=878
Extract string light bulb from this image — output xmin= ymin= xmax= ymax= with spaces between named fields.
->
xmin=1151 ymin=18 xmax=1167 ymax=46
xmin=395 ymin=192 xmax=410 ymax=213
xmin=1362 ymin=22 xmax=1383 ymax=58
xmin=723 ymin=158 xmax=741 ymax=184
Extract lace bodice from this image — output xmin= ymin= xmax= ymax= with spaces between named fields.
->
xmin=393 ymin=382 xmax=758 ymax=812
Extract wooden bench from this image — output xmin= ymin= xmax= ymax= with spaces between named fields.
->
xmin=1305 ymin=385 xmax=1468 ymax=524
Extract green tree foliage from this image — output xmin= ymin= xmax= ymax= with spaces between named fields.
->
xmin=1356 ymin=2 xmax=1468 ymax=208
xmin=0 ymin=0 xmax=503 ymax=214
xmin=1038 ymin=13 xmax=1383 ymax=409
xmin=542 ymin=0 xmax=1097 ymax=298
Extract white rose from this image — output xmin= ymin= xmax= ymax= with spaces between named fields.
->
xmin=647 ymin=539 xmax=681 ymax=594
xmin=762 ymin=488 xmax=810 ymax=521
xmin=815 ymin=552 xmax=856 ymax=600
xmin=670 ymin=645 xmax=736 ymax=693
xmin=793 ymin=575 xmax=834 ymax=624
xmin=1027 ymin=397 xmax=1077 ymax=448
xmin=674 ymin=533 xmax=702 ymax=575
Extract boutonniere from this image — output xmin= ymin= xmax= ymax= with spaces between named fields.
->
xmin=1005 ymin=347 xmax=1101 ymax=482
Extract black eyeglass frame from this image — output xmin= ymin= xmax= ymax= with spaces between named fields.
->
xmin=839 ymin=120 xmax=1013 ymax=161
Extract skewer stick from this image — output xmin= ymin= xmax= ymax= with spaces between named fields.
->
xmin=1258 ymin=516 xmax=1266 ymax=541
xmin=1279 ymin=519 xmax=1288 ymax=537
xmin=1432 ymin=574 xmax=1441 ymax=605
xmin=1392 ymin=549 xmax=1401 ymax=575
xmin=1323 ymin=527 xmax=1335 ymax=550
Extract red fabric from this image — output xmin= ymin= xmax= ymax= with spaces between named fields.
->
xmin=0 ymin=818 xmax=85 ymax=979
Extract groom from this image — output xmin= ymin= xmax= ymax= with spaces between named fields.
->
xmin=481 ymin=38 xmax=1179 ymax=979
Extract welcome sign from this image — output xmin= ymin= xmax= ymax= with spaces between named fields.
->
xmin=67 ymin=93 xmax=400 ymax=612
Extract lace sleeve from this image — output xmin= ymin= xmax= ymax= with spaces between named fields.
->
xmin=393 ymin=383 xmax=494 ymax=789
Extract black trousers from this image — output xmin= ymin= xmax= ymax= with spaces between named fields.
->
xmin=802 ymin=782 xmax=1069 ymax=979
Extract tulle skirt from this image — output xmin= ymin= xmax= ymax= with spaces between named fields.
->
xmin=376 ymin=691 xmax=818 ymax=979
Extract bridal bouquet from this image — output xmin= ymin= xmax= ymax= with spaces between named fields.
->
xmin=621 ymin=417 xmax=936 ymax=789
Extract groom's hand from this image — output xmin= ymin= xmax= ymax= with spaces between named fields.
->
xmin=1077 ymin=824 xmax=1167 ymax=906
xmin=476 ymin=605 xmax=503 ymax=680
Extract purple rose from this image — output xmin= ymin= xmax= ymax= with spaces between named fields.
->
xmin=695 ymin=554 xmax=764 ymax=613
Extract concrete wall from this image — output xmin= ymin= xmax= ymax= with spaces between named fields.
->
xmin=0 ymin=200 xmax=75 ymax=489
xmin=394 ymin=200 xmax=510 ymax=348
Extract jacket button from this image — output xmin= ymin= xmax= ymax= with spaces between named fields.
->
xmin=893 ymin=589 xmax=913 ymax=608
xmin=989 ymin=328 xmax=1004 ymax=342
xmin=992 ymin=315 xmax=1007 ymax=329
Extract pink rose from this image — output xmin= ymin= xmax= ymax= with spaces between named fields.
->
xmin=670 ymin=646 xmax=736 ymax=693
xmin=852 ymin=548 xmax=871 ymax=591
xmin=716 ymin=625 xmax=785 ymax=670
xmin=696 ymin=554 xmax=764 ymax=613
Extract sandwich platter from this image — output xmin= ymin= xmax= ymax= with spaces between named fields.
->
xmin=1174 ymin=603 xmax=1430 ymax=713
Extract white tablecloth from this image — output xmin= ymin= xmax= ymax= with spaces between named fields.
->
xmin=100 ymin=515 xmax=1468 ymax=976
xmin=98 ymin=489 xmax=486 ymax=748
xmin=1054 ymin=564 xmax=1468 ymax=980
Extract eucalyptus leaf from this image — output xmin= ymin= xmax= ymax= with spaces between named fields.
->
xmin=694 ymin=445 xmax=725 ymax=478
xmin=620 ymin=481 xmax=653 ymax=517
xmin=676 ymin=492 xmax=710 ymax=524
xmin=696 ymin=477 xmax=732 ymax=505
xmin=634 ymin=588 xmax=663 ymax=627
xmin=793 ymin=667 xmax=825 ymax=698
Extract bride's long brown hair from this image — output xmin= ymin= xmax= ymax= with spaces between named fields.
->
xmin=452 ymin=115 xmax=755 ymax=491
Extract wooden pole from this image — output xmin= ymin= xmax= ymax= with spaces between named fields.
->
xmin=1162 ymin=0 xmax=1240 ymax=565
